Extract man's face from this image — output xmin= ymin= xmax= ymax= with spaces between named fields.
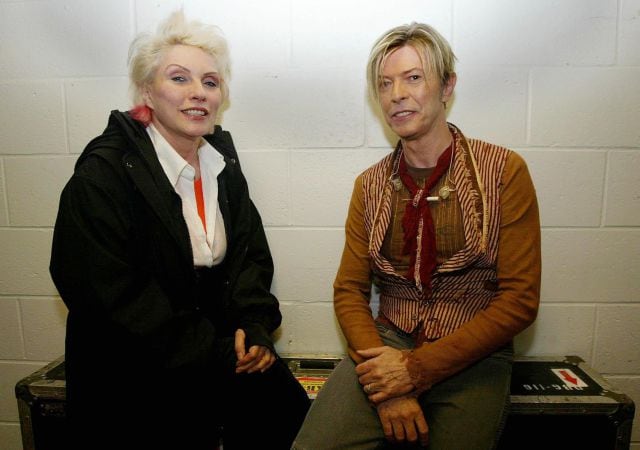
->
xmin=379 ymin=45 xmax=454 ymax=143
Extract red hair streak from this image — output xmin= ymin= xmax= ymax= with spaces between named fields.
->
xmin=129 ymin=104 xmax=153 ymax=126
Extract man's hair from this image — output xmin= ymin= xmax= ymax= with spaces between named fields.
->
xmin=128 ymin=10 xmax=231 ymax=105
xmin=366 ymin=22 xmax=456 ymax=101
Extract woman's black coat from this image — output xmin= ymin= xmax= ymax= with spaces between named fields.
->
xmin=49 ymin=110 xmax=282 ymax=443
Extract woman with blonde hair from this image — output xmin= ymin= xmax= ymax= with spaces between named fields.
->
xmin=51 ymin=10 xmax=309 ymax=449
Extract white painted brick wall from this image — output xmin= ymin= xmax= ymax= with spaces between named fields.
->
xmin=521 ymin=150 xmax=607 ymax=227
xmin=66 ymin=78 xmax=130 ymax=154
xmin=1 ymin=0 xmax=638 ymax=447
xmin=5 ymin=156 xmax=75 ymax=226
xmin=531 ymin=67 xmax=640 ymax=147
xmin=0 ymin=82 xmax=67 ymax=154
xmin=514 ymin=304 xmax=596 ymax=358
xmin=0 ymin=160 xmax=7 ymax=227
xmin=607 ymin=151 xmax=640 ymax=225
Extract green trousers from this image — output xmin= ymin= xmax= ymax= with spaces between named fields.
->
xmin=292 ymin=322 xmax=513 ymax=450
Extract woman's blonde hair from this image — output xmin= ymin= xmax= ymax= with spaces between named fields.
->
xmin=128 ymin=10 xmax=231 ymax=105
xmin=366 ymin=22 xmax=456 ymax=101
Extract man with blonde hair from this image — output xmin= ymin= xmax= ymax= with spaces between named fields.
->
xmin=293 ymin=22 xmax=541 ymax=450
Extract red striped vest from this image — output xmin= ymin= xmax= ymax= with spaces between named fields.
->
xmin=362 ymin=124 xmax=511 ymax=339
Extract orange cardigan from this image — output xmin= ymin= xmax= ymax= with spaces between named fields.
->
xmin=333 ymin=125 xmax=541 ymax=392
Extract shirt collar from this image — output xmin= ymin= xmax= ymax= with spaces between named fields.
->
xmin=147 ymin=124 xmax=225 ymax=187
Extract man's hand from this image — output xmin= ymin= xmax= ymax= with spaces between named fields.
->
xmin=356 ymin=346 xmax=414 ymax=403
xmin=234 ymin=329 xmax=276 ymax=373
xmin=377 ymin=396 xmax=429 ymax=447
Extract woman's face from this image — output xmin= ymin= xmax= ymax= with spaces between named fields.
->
xmin=144 ymin=45 xmax=222 ymax=149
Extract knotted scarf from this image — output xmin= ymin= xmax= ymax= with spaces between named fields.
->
xmin=398 ymin=141 xmax=454 ymax=289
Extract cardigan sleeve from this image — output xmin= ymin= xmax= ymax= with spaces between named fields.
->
xmin=333 ymin=175 xmax=385 ymax=363
xmin=404 ymin=151 xmax=542 ymax=392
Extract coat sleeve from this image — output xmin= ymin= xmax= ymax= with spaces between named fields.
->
xmin=404 ymin=152 xmax=542 ymax=392
xmin=219 ymin=144 xmax=282 ymax=352
xmin=229 ymin=199 xmax=282 ymax=352
xmin=50 ymin=155 xmax=221 ymax=370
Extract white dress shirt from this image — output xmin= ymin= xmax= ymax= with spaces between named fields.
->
xmin=148 ymin=125 xmax=227 ymax=267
